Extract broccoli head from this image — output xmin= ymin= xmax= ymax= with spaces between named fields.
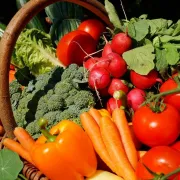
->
xmin=10 ymin=64 xmax=96 ymax=138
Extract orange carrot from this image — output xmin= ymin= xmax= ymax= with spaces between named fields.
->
xmin=112 ymin=108 xmax=138 ymax=170
xmin=88 ymin=108 xmax=102 ymax=125
xmin=14 ymin=127 xmax=35 ymax=152
xmin=3 ymin=138 xmax=34 ymax=165
xmin=98 ymin=109 xmax=112 ymax=119
xmin=99 ymin=116 xmax=137 ymax=180
xmin=80 ymin=112 xmax=117 ymax=174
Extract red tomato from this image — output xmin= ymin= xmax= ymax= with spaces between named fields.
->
xmin=132 ymin=103 xmax=180 ymax=147
xmin=136 ymin=146 xmax=180 ymax=180
xmin=130 ymin=70 xmax=162 ymax=89
xmin=160 ymin=75 xmax=180 ymax=111
xmin=56 ymin=30 xmax=97 ymax=66
xmin=129 ymin=123 xmax=142 ymax=150
xmin=171 ymin=141 xmax=180 ymax=152
xmin=78 ymin=19 xmax=105 ymax=43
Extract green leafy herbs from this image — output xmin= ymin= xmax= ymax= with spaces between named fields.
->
xmin=122 ymin=44 xmax=155 ymax=75
xmin=12 ymin=28 xmax=65 ymax=76
xmin=0 ymin=149 xmax=23 ymax=180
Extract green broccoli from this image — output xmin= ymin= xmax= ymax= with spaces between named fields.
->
xmin=25 ymin=120 xmax=41 ymax=139
xmin=10 ymin=64 xmax=96 ymax=138
xmin=9 ymin=80 xmax=22 ymax=109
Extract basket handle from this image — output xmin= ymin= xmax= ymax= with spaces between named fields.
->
xmin=0 ymin=0 xmax=112 ymax=138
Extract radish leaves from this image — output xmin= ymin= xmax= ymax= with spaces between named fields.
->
xmin=122 ymin=44 xmax=155 ymax=75
xmin=128 ymin=20 xmax=149 ymax=41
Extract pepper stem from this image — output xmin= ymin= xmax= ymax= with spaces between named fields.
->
xmin=38 ymin=118 xmax=56 ymax=142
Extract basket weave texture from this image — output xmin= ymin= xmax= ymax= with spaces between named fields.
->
xmin=0 ymin=0 xmax=112 ymax=179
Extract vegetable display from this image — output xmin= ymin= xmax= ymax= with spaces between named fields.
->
xmin=1 ymin=0 xmax=180 ymax=179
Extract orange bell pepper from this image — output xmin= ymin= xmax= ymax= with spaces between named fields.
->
xmin=31 ymin=118 xmax=97 ymax=180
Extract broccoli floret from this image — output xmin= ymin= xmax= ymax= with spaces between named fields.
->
xmin=9 ymin=80 xmax=22 ymax=96
xmin=74 ymin=90 xmax=96 ymax=108
xmin=11 ymin=92 xmax=22 ymax=110
xmin=47 ymin=94 xmax=64 ymax=111
xmin=25 ymin=120 xmax=41 ymax=139
xmin=54 ymin=79 xmax=74 ymax=95
xmin=61 ymin=64 xmax=79 ymax=80
xmin=43 ymin=111 xmax=62 ymax=129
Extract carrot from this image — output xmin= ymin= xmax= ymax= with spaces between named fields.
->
xmin=80 ymin=112 xmax=117 ymax=174
xmin=3 ymin=138 xmax=34 ymax=165
xmin=98 ymin=109 xmax=112 ymax=119
xmin=88 ymin=108 xmax=102 ymax=125
xmin=14 ymin=127 xmax=35 ymax=152
xmin=112 ymin=108 xmax=138 ymax=170
xmin=99 ymin=116 xmax=137 ymax=180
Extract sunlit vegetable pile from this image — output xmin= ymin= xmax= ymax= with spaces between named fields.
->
xmin=1 ymin=0 xmax=180 ymax=180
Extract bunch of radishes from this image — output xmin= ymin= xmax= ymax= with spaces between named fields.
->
xmin=84 ymin=32 xmax=162 ymax=114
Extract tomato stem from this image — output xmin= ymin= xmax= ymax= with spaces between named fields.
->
xmin=141 ymin=87 xmax=180 ymax=107
xmin=161 ymin=167 xmax=180 ymax=180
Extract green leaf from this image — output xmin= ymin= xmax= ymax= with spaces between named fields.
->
xmin=163 ymin=43 xmax=179 ymax=65
xmin=160 ymin=35 xmax=180 ymax=43
xmin=0 ymin=149 xmax=23 ymax=180
xmin=45 ymin=2 xmax=84 ymax=22
xmin=14 ymin=28 xmax=62 ymax=76
xmin=155 ymin=48 xmax=168 ymax=73
xmin=148 ymin=19 xmax=173 ymax=36
xmin=172 ymin=20 xmax=180 ymax=36
xmin=122 ymin=44 xmax=155 ymax=75
xmin=128 ymin=20 xmax=149 ymax=41
xmin=104 ymin=0 xmax=122 ymax=30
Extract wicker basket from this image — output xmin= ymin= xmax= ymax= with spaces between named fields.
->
xmin=0 ymin=0 xmax=112 ymax=179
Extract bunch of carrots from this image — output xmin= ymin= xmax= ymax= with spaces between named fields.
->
xmin=3 ymin=126 xmax=35 ymax=165
xmin=2 ymin=107 xmax=146 ymax=180
xmin=80 ymin=107 xmax=142 ymax=180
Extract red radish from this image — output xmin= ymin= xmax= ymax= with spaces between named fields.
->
xmin=108 ymin=78 xmax=129 ymax=96
xmin=88 ymin=67 xmax=111 ymax=90
xmin=95 ymin=57 xmax=111 ymax=70
xmin=102 ymin=41 xmax=113 ymax=58
xmin=111 ymin=32 xmax=132 ymax=55
xmin=84 ymin=57 xmax=99 ymax=71
xmin=127 ymin=88 xmax=146 ymax=112
xmin=106 ymin=97 xmax=123 ymax=114
xmin=98 ymin=86 xmax=110 ymax=97
xmin=105 ymin=52 xmax=127 ymax=78
xmin=130 ymin=70 xmax=162 ymax=90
